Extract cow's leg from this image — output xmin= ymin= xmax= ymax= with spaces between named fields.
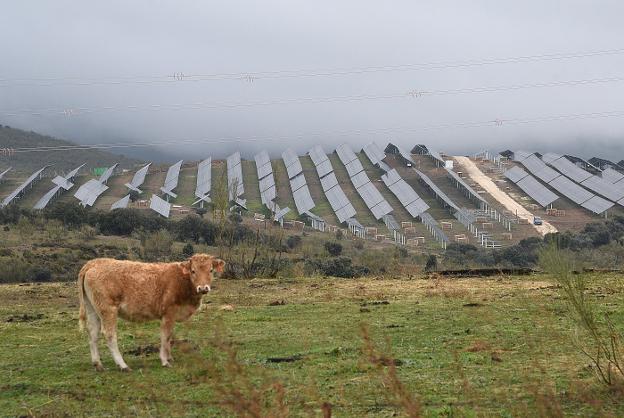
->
xmin=160 ymin=315 xmax=175 ymax=367
xmin=85 ymin=299 xmax=104 ymax=371
xmin=100 ymin=308 xmax=131 ymax=372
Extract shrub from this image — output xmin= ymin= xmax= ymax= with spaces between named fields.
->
xmin=424 ymin=254 xmax=437 ymax=272
xmin=324 ymin=241 xmax=343 ymax=256
xmin=182 ymin=242 xmax=195 ymax=257
xmin=29 ymin=267 xmax=52 ymax=282
xmin=304 ymin=256 xmax=368 ymax=278
xmin=140 ymin=229 xmax=174 ymax=261
xmin=286 ymin=235 xmax=302 ymax=250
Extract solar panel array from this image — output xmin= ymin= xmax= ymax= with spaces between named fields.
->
xmin=34 ymin=164 xmax=85 ymax=209
xmin=254 ymin=150 xmax=278 ymax=207
xmin=111 ymin=194 xmax=130 ymax=210
xmin=160 ymin=160 xmax=183 ymax=199
xmin=414 ymin=169 xmax=460 ymax=212
xmin=194 ymin=158 xmax=212 ymax=205
xmin=387 ymin=143 xmax=416 ymax=165
xmin=420 ymin=212 xmax=450 ymax=244
xmin=1 ymin=166 xmax=48 ymax=207
xmin=542 ymin=154 xmax=624 ymax=205
xmin=125 ymin=163 xmax=151 ymax=193
xmin=503 ymin=166 xmax=559 ymax=207
xmin=381 ymin=169 xmax=429 ymax=217
xmin=336 ymin=143 xmax=393 ymax=220
xmin=226 ymin=152 xmax=245 ymax=201
xmin=515 ymin=152 xmax=614 ymax=214
xmin=149 ymin=194 xmax=171 ymax=218
xmin=309 ymin=145 xmax=356 ymax=223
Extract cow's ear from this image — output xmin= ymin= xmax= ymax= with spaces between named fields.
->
xmin=213 ymin=258 xmax=225 ymax=273
xmin=180 ymin=259 xmax=192 ymax=276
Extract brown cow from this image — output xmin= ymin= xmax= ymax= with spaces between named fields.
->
xmin=78 ymin=254 xmax=225 ymax=371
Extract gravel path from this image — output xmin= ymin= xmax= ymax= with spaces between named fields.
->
xmin=454 ymin=156 xmax=558 ymax=236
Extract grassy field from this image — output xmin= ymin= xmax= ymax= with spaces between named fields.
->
xmin=3 ymin=273 xmax=624 ymax=416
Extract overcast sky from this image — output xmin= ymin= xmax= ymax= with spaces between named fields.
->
xmin=1 ymin=1 xmax=624 ymax=162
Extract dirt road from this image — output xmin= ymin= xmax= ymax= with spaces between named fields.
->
xmin=454 ymin=156 xmax=557 ymax=236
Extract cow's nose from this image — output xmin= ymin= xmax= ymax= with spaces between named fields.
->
xmin=196 ymin=285 xmax=211 ymax=294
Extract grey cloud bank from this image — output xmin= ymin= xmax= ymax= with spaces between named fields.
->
xmin=1 ymin=1 xmax=624 ymax=162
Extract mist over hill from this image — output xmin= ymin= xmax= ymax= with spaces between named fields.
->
xmin=0 ymin=124 xmax=143 ymax=174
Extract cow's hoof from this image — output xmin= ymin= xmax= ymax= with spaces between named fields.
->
xmin=120 ymin=366 xmax=132 ymax=372
xmin=162 ymin=362 xmax=172 ymax=368
xmin=94 ymin=363 xmax=105 ymax=372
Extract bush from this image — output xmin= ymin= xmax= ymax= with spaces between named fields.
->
xmin=182 ymin=242 xmax=194 ymax=257
xmin=29 ymin=267 xmax=52 ymax=282
xmin=424 ymin=254 xmax=437 ymax=272
xmin=324 ymin=241 xmax=343 ymax=256
xmin=286 ymin=235 xmax=302 ymax=249
xmin=140 ymin=229 xmax=174 ymax=261
xmin=304 ymin=256 xmax=369 ymax=278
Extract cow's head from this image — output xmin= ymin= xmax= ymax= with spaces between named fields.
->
xmin=181 ymin=254 xmax=225 ymax=294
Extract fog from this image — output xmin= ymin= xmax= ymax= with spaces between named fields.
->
xmin=1 ymin=1 xmax=624 ymax=162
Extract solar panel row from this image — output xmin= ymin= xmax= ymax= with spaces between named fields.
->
xmin=601 ymin=167 xmax=624 ymax=184
xmin=446 ymin=169 xmax=488 ymax=206
xmin=160 ymin=160 xmax=183 ymax=198
xmin=515 ymin=152 xmax=614 ymax=214
xmin=1 ymin=166 xmax=48 ymax=207
xmin=0 ymin=167 xmax=11 ymax=182
xmin=282 ymin=148 xmax=315 ymax=215
xmin=74 ymin=163 xmax=116 ymax=207
xmin=125 ymin=163 xmax=151 ymax=193
xmin=309 ymin=145 xmax=356 ymax=223
xmin=98 ymin=163 xmax=118 ymax=184
xmin=361 ymin=142 xmax=392 ymax=172
xmin=512 ymin=173 xmax=559 ymax=207
xmin=226 ymin=152 xmax=244 ymax=201
xmin=194 ymin=158 xmax=212 ymax=204
xmin=414 ymin=169 xmax=461 ymax=212
xmin=33 ymin=185 xmax=61 ymax=210
xmin=32 ymin=163 xmax=86 ymax=209
xmin=381 ymin=169 xmax=429 ymax=217
xmin=336 ymin=143 xmax=393 ymax=220
xmin=420 ymin=212 xmax=450 ymax=243
xmin=111 ymin=194 xmax=130 ymax=210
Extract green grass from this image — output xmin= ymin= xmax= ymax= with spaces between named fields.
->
xmin=3 ymin=274 xmax=624 ymax=416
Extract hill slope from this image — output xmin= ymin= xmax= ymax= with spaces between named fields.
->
xmin=0 ymin=125 xmax=142 ymax=174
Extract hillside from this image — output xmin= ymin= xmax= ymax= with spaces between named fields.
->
xmin=0 ymin=125 xmax=142 ymax=174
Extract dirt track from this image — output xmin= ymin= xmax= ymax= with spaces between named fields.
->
xmin=454 ymin=156 xmax=558 ymax=236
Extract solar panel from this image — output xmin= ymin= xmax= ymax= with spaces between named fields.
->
xmin=273 ymin=206 xmax=290 ymax=221
xmin=1 ymin=166 xmax=48 ymax=206
xmin=415 ymin=169 xmax=460 ymax=211
xmin=0 ymin=167 xmax=11 ymax=182
xmin=362 ymin=142 xmax=386 ymax=165
xmin=381 ymin=169 xmax=429 ymax=217
xmin=580 ymin=175 xmax=624 ymax=202
xmin=370 ymin=200 xmax=393 ymax=219
xmin=160 ymin=160 xmax=183 ymax=198
xmin=515 ymin=175 xmax=559 ymax=207
xmin=290 ymin=173 xmax=306 ymax=191
xmin=335 ymin=204 xmax=357 ymax=223
xmin=315 ymin=159 xmax=333 ymax=178
xmin=74 ymin=179 xmax=109 ymax=207
xmin=33 ymin=186 xmax=61 ymax=210
xmin=149 ymin=194 xmax=171 ymax=218
xmin=428 ymin=149 xmax=446 ymax=166
xmin=51 ymin=175 xmax=74 ymax=190
xmin=195 ymin=158 xmax=212 ymax=199
xmin=548 ymin=176 xmax=593 ymax=204
xmin=309 ymin=145 xmax=329 ymax=166
xmin=513 ymin=150 xmax=532 ymax=162
xmin=541 ymin=152 xmax=561 ymax=165
xmin=602 ymin=167 xmax=624 ymax=183
xmin=336 ymin=143 xmax=358 ymax=165
xmin=259 ymin=173 xmax=275 ymax=193
xmin=393 ymin=144 xmax=415 ymax=164
xmin=292 ymin=186 xmax=315 ymax=214
xmin=503 ymin=166 xmax=530 ymax=183
xmin=581 ymin=195 xmax=615 ymax=214
xmin=382 ymin=214 xmax=400 ymax=231
xmin=261 ymin=185 xmax=277 ymax=205
xmin=520 ymin=155 xmax=561 ymax=183
xmin=324 ymin=186 xmax=356 ymax=223
xmin=420 ymin=212 xmax=450 ymax=243
xmin=320 ymin=172 xmax=339 ymax=192
xmin=111 ymin=194 xmax=130 ymax=210
xmin=254 ymin=151 xmax=273 ymax=180
xmin=125 ymin=163 xmax=151 ymax=193
xmin=344 ymin=159 xmax=364 ymax=177
xmin=548 ymin=156 xmax=593 ymax=183
xmin=98 ymin=163 xmax=118 ymax=183
xmin=357 ymin=182 xmax=384 ymax=207
xmin=351 ymin=170 xmax=369 ymax=189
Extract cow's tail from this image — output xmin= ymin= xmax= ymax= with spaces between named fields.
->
xmin=78 ymin=263 xmax=90 ymax=332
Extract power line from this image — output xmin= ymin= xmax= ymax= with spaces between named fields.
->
xmin=8 ymin=109 xmax=624 ymax=154
xmin=1 ymin=47 xmax=624 ymax=87
xmin=2 ymin=75 xmax=624 ymax=117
